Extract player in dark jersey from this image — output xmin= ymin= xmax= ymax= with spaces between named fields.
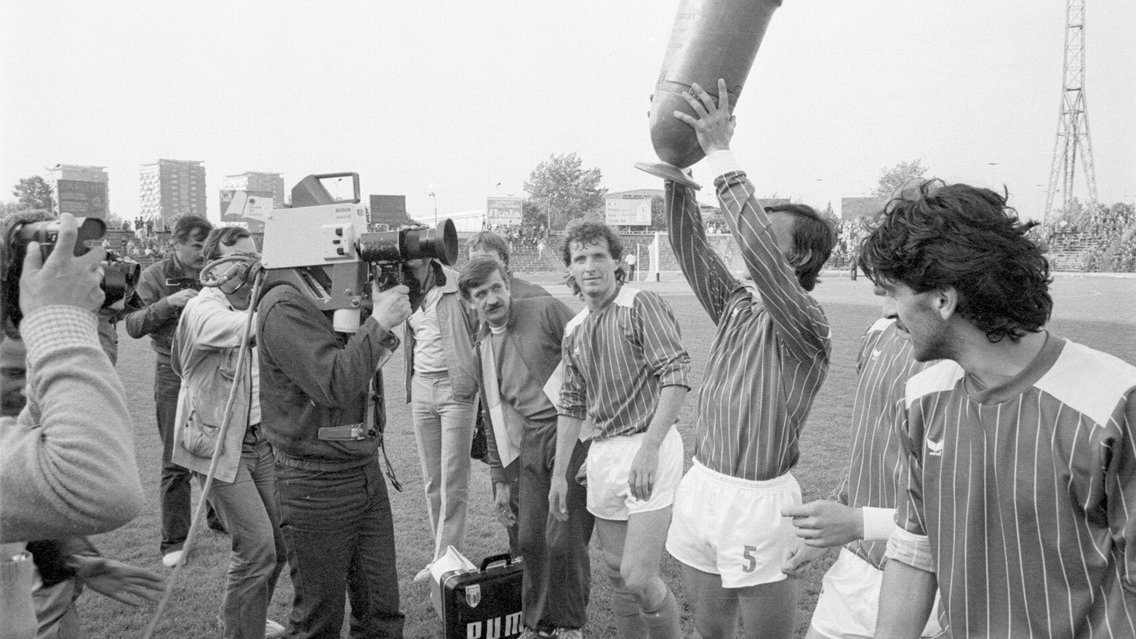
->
xmin=860 ymin=182 xmax=1136 ymax=638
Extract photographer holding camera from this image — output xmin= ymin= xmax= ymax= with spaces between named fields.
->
xmin=124 ymin=215 xmax=222 ymax=567
xmin=1 ymin=214 xmax=146 ymax=636
xmin=256 ymin=266 xmax=411 ymax=638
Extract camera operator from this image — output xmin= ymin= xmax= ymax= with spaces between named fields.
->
xmin=124 ymin=215 xmax=223 ymax=566
xmin=256 ymin=268 xmax=411 ymax=638
xmin=1 ymin=214 xmax=146 ymax=635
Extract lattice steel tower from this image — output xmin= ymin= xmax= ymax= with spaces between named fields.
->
xmin=1045 ymin=0 xmax=1099 ymax=220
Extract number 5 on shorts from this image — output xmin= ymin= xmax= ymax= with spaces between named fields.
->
xmin=741 ymin=545 xmax=758 ymax=573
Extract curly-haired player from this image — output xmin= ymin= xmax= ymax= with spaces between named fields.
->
xmin=862 ymin=182 xmax=1136 ymax=638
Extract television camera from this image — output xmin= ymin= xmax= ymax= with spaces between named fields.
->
xmin=260 ymin=173 xmax=457 ymax=332
xmin=3 ymin=216 xmax=141 ymax=329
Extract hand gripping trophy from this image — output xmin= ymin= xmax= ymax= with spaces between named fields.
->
xmin=635 ymin=0 xmax=782 ymax=189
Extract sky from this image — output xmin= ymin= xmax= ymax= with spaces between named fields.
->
xmin=3 ymin=1 xmax=1133 ymax=222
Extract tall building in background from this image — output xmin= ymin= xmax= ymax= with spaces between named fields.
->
xmin=139 ymin=159 xmax=207 ymax=222
xmin=45 ymin=164 xmax=109 ymax=218
xmin=222 ymin=171 xmax=285 ymax=208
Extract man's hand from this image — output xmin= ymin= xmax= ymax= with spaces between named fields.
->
xmin=371 ymin=284 xmax=412 ymax=330
xmin=782 ymin=500 xmax=864 ymax=547
xmin=165 ymin=288 xmax=198 ymax=309
xmin=628 ymin=441 xmax=660 ymax=501
xmin=19 ymin=213 xmax=106 ymax=315
xmin=549 ymin=476 xmax=569 ymax=522
xmin=494 ymin=482 xmax=516 ymax=528
xmin=781 ymin=544 xmax=826 ymax=578
xmin=73 ymin=555 xmax=165 ymax=606
xmin=673 ymin=78 xmax=736 ymax=155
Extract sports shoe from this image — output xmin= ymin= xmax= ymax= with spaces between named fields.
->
xmin=516 ymin=630 xmax=544 ymax=639
xmin=413 ymin=562 xmax=434 ymax=583
xmin=161 ymin=550 xmax=184 ymax=568
xmin=264 ymin=619 xmax=285 ymax=638
xmin=554 ymin=629 xmax=583 ymax=639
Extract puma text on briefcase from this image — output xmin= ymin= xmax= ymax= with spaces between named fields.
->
xmin=439 ymin=553 xmax=524 ymax=639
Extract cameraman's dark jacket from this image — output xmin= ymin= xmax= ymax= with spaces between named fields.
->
xmin=124 ymin=255 xmax=199 ymax=364
xmin=257 ymin=284 xmax=399 ymax=468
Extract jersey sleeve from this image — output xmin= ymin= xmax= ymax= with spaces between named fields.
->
xmin=664 ymin=180 xmax=742 ymax=324
xmin=885 ymin=394 xmax=934 ymax=572
xmin=714 ymin=170 xmax=830 ymax=363
xmin=557 ymin=329 xmax=588 ymax=421
xmin=1106 ymin=390 xmax=1136 ymax=593
xmin=634 ymin=291 xmax=691 ymax=391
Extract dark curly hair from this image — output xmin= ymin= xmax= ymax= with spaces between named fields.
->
xmin=857 ymin=182 xmax=1052 ymax=343
xmin=560 ymin=221 xmax=626 ymax=296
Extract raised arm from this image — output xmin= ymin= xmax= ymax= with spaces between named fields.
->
xmin=665 ymin=180 xmax=740 ymax=323
xmin=676 ymin=79 xmax=829 ymax=361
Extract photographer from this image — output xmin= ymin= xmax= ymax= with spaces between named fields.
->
xmin=3 ymin=334 xmax=163 ymax=638
xmin=256 ymin=268 xmax=411 ymax=638
xmin=124 ymin=214 xmax=220 ymax=566
xmin=1 ymin=214 xmax=145 ymax=633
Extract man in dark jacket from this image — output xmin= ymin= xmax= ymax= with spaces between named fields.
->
xmin=124 ymin=214 xmax=213 ymax=566
xmin=257 ymin=271 xmax=411 ymax=639
xmin=459 ymin=257 xmax=591 ymax=639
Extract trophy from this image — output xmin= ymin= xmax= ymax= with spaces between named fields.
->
xmin=635 ymin=0 xmax=782 ymax=190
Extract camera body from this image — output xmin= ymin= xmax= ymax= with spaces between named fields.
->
xmin=260 ymin=173 xmax=457 ymax=331
xmin=3 ymin=216 xmax=138 ymax=329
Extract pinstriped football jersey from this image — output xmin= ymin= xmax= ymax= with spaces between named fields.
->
xmin=834 ymin=318 xmax=933 ymax=569
xmin=666 ymin=175 xmax=830 ymax=481
xmin=558 ymin=285 xmax=691 ymax=441
xmin=890 ymin=335 xmax=1136 ymax=637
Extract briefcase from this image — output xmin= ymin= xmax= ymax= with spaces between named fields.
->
xmin=439 ymin=553 xmax=524 ymax=639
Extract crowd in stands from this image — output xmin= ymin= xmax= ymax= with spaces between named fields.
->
xmin=827 ymin=217 xmax=870 ymax=269
xmin=1035 ymin=201 xmax=1136 ymax=272
xmin=487 ymin=221 xmax=546 ymax=247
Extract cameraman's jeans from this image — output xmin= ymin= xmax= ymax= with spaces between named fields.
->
xmin=410 ymin=373 xmax=476 ymax=561
xmin=155 ymin=361 xmax=192 ymax=554
xmin=203 ymin=428 xmax=286 ymax=639
xmin=518 ymin=419 xmax=592 ymax=631
xmin=274 ymin=457 xmax=404 ymax=639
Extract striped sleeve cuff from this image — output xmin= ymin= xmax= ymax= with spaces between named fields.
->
xmin=706 ymin=149 xmax=741 ymax=180
xmin=885 ymin=527 xmax=934 ymax=573
xmin=656 ymin=368 xmax=691 ymax=391
xmin=557 ymin=406 xmax=588 ymax=421
xmin=20 ymin=305 xmax=101 ymax=363
xmin=863 ymin=506 xmax=898 ymax=541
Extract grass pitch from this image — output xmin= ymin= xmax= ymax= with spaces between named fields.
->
xmin=76 ymin=273 xmax=1136 ymax=638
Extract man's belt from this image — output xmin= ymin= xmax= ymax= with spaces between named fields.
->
xmin=317 ymin=423 xmax=373 ymax=441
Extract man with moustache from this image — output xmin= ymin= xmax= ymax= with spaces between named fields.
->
xmin=459 ymin=256 xmax=590 ymax=639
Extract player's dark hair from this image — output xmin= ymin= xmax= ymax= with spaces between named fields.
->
xmin=858 ymin=182 xmax=1052 ymax=343
xmin=765 ymin=203 xmax=837 ymax=291
xmin=560 ymin=220 xmax=626 ymax=296
xmin=458 ymin=255 xmax=509 ymax=301
xmin=203 ymin=226 xmax=251 ymax=261
xmin=466 ymin=231 xmax=510 ymax=267
xmin=171 ymin=215 xmax=212 ymax=244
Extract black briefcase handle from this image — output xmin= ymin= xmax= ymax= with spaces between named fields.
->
xmin=479 ymin=553 xmax=514 ymax=571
